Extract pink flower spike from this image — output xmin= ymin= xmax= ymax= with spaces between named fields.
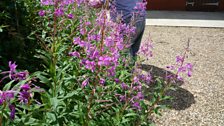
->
xmin=186 ymin=63 xmax=193 ymax=70
xmin=40 ymin=0 xmax=54 ymax=5
xmin=54 ymin=8 xmax=64 ymax=17
xmin=82 ymin=78 xmax=89 ymax=87
xmin=176 ymin=56 xmax=184 ymax=64
xmin=69 ymin=51 xmax=80 ymax=58
xmin=73 ymin=37 xmax=81 ymax=45
xmin=177 ymin=75 xmax=183 ymax=81
xmin=8 ymin=61 xmax=17 ymax=73
xmin=100 ymin=78 xmax=105 ymax=85
xmin=21 ymin=84 xmax=31 ymax=91
xmin=9 ymin=104 xmax=15 ymax=120
xmin=67 ymin=14 xmax=74 ymax=19
xmin=38 ymin=10 xmax=45 ymax=17
xmin=187 ymin=71 xmax=192 ymax=77
xmin=121 ymin=82 xmax=128 ymax=90
xmin=132 ymin=102 xmax=141 ymax=110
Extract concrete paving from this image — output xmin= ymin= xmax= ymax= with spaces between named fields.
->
xmin=146 ymin=11 xmax=224 ymax=28
xmin=142 ymin=25 xmax=224 ymax=126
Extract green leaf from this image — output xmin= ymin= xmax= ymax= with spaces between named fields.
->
xmin=169 ymin=86 xmax=177 ymax=91
xmin=50 ymin=97 xmax=61 ymax=110
xmin=158 ymin=105 xmax=169 ymax=110
xmin=41 ymin=92 xmax=51 ymax=108
xmin=3 ymin=80 xmax=15 ymax=91
xmin=153 ymin=107 xmax=162 ymax=116
xmin=0 ymin=25 xmax=9 ymax=32
xmin=46 ymin=112 xmax=57 ymax=123
xmin=24 ymin=118 xmax=39 ymax=126
xmin=121 ymin=118 xmax=130 ymax=124
xmin=42 ymin=30 xmax=47 ymax=39
xmin=33 ymin=71 xmax=51 ymax=85
xmin=161 ymin=95 xmax=172 ymax=100
xmin=124 ymin=113 xmax=137 ymax=117
xmin=62 ymin=91 xmax=79 ymax=100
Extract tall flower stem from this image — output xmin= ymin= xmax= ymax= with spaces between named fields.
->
xmin=85 ymin=1 xmax=111 ymax=124
xmin=99 ymin=0 xmax=109 ymax=54
xmin=147 ymin=42 xmax=190 ymax=117
xmin=51 ymin=1 xmax=59 ymax=97
xmin=0 ymin=114 xmax=2 ymax=126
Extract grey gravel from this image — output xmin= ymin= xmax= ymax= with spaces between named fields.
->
xmin=141 ymin=26 xmax=224 ymax=126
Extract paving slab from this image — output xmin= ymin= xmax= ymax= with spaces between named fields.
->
xmin=146 ymin=11 xmax=224 ymax=28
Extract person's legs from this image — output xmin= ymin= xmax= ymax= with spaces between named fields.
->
xmin=130 ymin=19 xmax=146 ymax=57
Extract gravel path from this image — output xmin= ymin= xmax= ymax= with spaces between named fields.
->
xmin=142 ymin=26 xmax=224 ymax=126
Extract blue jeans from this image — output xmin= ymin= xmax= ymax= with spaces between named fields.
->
xmin=130 ymin=19 xmax=145 ymax=57
xmin=122 ymin=17 xmax=146 ymax=57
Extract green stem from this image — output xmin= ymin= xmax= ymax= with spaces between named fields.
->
xmin=51 ymin=2 xmax=59 ymax=97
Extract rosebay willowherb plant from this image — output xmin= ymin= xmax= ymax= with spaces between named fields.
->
xmin=0 ymin=0 xmax=193 ymax=125
xmin=0 ymin=61 xmax=44 ymax=125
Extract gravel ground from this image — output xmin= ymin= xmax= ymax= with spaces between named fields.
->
xmin=141 ymin=26 xmax=224 ymax=126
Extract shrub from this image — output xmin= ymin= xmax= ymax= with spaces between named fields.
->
xmin=0 ymin=0 xmax=193 ymax=125
xmin=0 ymin=0 xmax=42 ymax=72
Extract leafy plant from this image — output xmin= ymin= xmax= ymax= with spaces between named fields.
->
xmin=0 ymin=0 xmax=42 ymax=72
xmin=0 ymin=0 xmax=193 ymax=125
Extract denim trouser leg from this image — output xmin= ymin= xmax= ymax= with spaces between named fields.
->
xmin=130 ymin=19 xmax=146 ymax=57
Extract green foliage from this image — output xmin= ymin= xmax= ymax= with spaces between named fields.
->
xmin=0 ymin=0 xmax=186 ymax=125
xmin=0 ymin=0 xmax=42 ymax=72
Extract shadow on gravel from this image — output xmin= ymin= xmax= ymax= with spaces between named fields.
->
xmin=140 ymin=64 xmax=195 ymax=110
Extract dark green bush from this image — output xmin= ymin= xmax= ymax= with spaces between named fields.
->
xmin=0 ymin=0 xmax=41 ymax=72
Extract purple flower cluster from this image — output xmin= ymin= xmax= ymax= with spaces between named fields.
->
xmin=0 ymin=61 xmax=29 ymax=82
xmin=9 ymin=104 xmax=16 ymax=120
xmin=68 ymin=8 xmax=137 ymax=88
xmin=69 ymin=51 xmax=80 ymax=58
xmin=0 ymin=90 xmax=15 ymax=119
xmin=40 ymin=0 xmax=78 ymax=6
xmin=39 ymin=0 xmax=81 ymax=18
xmin=0 ymin=90 xmax=14 ymax=105
xmin=67 ymin=13 xmax=74 ymax=19
xmin=54 ymin=8 xmax=64 ymax=17
xmin=134 ymin=0 xmax=147 ymax=11
xmin=117 ymin=69 xmax=152 ymax=110
xmin=82 ymin=78 xmax=89 ymax=87
xmin=40 ymin=0 xmax=54 ymax=5
xmin=133 ymin=0 xmax=147 ymax=17
xmin=18 ymin=84 xmax=32 ymax=104
xmin=60 ymin=2 xmax=151 ymax=111
xmin=167 ymin=55 xmax=193 ymax=81
xmin=138 ymin=37 xmax=153 ymax=59
xmin=38 ymin=10 xmax=46 ymax=17
xmin=0 ymin=62 xmax=43 ymax=120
